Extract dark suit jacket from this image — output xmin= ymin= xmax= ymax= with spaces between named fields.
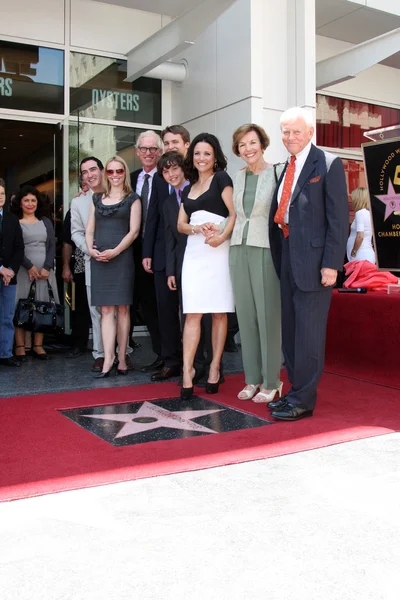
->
xmin=130 ymin=168 xmax=144 ymax=264
xmin=163 ymin=192 xmax=187 ymax=280
xmin=142 ymin=173 xmax=170 ymax=272
xmin=0 ymin=210 xmax=24 ymax=285
xmin=269 ymin=144 xmax=349 ymax=292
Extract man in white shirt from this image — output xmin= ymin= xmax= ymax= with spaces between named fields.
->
xmin=268 ymin=107 xmax=348 ymax=421
xmin=71 ymin=157 xmax=105 ymax=372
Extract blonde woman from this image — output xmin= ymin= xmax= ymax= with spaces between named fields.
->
xmin=346 ymin=187 xmax=375 ymax=263
xmin=86 ymin=156 xmax=141 ymax=377
xmin=230 ymin=124 xmax=284 ymax=403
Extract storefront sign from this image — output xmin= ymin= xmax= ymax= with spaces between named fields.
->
xmin=363 ymin=138 xmax=400 ymax=271
xmin=0 ymin=41 xmax=64 ymax=114
xmin=70 ymin=53 xmax=161 ymax=125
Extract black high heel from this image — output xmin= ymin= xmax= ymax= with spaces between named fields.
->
xmin=14 ymin=345 xmax=27 ymax=362
xmin=180 ymin=386 xmax=193 ymax=400
xmin=180 ymin=367 xmax=203 ymax=400
xmin=93 ymin=365 xmax=116 ymax=379
xmin=205 ymin=369 xmax=221 ymax=394
xmin=32 ymin=345 xmax=50 ymax=361
xmin=117 ymin=368 xmax=128 ymax=376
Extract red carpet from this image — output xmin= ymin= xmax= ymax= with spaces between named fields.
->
xmin=1 ymin=372 xmax=400 ymax=502
xmin=326 ymin=290 xmax=400 ymax=387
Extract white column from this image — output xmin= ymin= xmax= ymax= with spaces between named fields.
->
xmin=251 ymin=0 xmax=316 ymax=162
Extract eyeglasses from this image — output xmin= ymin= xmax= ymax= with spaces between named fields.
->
xmin=106 ymin=168 xmax=125 ymax=175
xmin=138 ymin=146 xmax=159 ymax=155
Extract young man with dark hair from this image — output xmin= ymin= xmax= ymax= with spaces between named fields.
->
xmin=141 ymin=126 xmax=190 ymax=381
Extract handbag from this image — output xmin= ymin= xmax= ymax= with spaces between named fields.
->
xmin=14 ymin=280 xmax=64 ymax=334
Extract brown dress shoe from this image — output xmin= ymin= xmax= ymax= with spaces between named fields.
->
xmin=151 ymin=365 xmax=180 ymax=381
xmin=125 ymin=355 xmax=134 ymax=371
xmin=91 ymin=357 xmax=104 ymax=372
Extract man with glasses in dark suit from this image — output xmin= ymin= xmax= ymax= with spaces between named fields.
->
xmin=130 ymin=130 xmax=164 ymax=373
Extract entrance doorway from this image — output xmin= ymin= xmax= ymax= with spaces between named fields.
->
xmin=0 ymin=118 xmax=63 ymax=296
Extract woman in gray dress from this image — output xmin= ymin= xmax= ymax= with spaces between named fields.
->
xmin=86 ymin=156 xmax=141 ymax=378
xmin=12 ymin=186 xmax=58 ymax=361
xmin=230 ymin=124 xmax=284 ymax=403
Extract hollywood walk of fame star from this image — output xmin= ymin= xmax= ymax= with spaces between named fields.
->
xmin=83 ymin=401 xmax=225 ymax=438
xmin=375 ymin=179 xmax=400 ymax=221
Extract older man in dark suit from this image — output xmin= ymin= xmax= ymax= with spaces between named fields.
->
xmin=268 ymin=107 xmax=349 ymax=421
xmin=0 ymin=179 xmax=24 ymax=367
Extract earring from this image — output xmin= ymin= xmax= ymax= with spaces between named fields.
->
xmin=214 ymin=161 xmax=218 ymax=169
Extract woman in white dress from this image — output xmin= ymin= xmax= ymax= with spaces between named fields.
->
xmin=177 ymin=133 xmax=236 ymax=399
xmin=346 ymin=187 xmax=375 ymax=263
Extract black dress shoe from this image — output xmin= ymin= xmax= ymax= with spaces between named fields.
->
xmin=0 ymin=357 xmax=21 ymax=367
xmin=140 ymin=357 xmax=164 ymax=373
xmin=267 ymin=396 xmax=288 ymax=410
xmin=66 ymin=347 xmax=84 ymax=358
xmin=151 ymin=365 xmax=180 ymax=381
xmin=271 ymin=402 xmax=313 ymax=421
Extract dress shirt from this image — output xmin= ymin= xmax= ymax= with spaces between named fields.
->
xmin=278 ymin=140 xmax=312 ymax=223
xmin=136 ymin=167 xmax=157 ymax=198
xmin=175 ymin=180 xmax=190 ymax=206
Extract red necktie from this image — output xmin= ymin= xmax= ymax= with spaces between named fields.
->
xmin=274 ymin=155 xmax=296 ymax=238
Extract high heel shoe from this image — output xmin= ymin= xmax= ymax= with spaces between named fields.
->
xmin=180 ymin=367 xmax=203 ymax=400
xmin=93 ymin=365 xmax=116 ymax=379
xmin=14 ymin=345 xmax=27 ymax=362
xmin=253 ymin=382 xmax=283 ymax=404
xmin=117 ymin=368 xmax=128 ymax=376
xmin=32 ymin=345 xmax=50 ymax=361
xmin=205 ymin=369 xmax=221 ymax=394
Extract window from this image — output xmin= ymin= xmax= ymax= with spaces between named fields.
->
xmin=70 ymin=52 xmax=161 ymax=125
xmin=316 ymin=95 xmax=400 ymax=149
xmin=0 ymin=40 xmax=64 ymax=114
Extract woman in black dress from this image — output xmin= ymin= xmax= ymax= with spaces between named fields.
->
xmin=177 ymin=133 xmax=236 ymax=398
xmin=86 ymin=156 xmax=141 ymax=378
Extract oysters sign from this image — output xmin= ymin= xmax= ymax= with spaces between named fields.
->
xmin=362 ymin=138 xmax=400 ymax=271
xmin=91 ymin=88 xmax=140 ymax=112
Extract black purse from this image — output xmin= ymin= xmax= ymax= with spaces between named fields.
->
xmin=14 ymin=280 xmax=64 ymax=334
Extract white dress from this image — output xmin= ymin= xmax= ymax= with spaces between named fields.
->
xmin=346 ymin=208 xmax=375 ymax=263
xmin=181 ymin=171 xmax=235 ymax=314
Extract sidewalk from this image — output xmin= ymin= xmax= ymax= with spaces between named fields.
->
xmin=1 ymin=433 xmax=399 ymax=600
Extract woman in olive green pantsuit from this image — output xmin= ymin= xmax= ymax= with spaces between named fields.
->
xmin=229 ymin=124 xmax=284 ymax=403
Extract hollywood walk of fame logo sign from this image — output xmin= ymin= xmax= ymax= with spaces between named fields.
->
xmin=60 ymin=396 xmax=272 ymax=447
xmin=362 ymin=138 xmax=400 ymax=271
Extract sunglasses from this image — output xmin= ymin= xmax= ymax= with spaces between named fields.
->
xmin=106 ymin=168 xmax=125 ymax=175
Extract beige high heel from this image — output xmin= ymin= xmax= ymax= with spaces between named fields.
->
xmin=237 ymin=384 xmax=261 ymax=401
xmin=252 ymin=382 xmax=283 ymax=404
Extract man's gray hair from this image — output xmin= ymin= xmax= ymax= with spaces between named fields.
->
xmin=135 ymin=130 xmax=164 ymax=150
xmin=280 ymin=107 xmax=314 ymax=128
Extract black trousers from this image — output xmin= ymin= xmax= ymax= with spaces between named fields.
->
xmin=131 ymin=257 xmax=161 ymax=357
xmin=70 ymin=272 xmax=90 ymax=350
xmin=154 ymin=269 xmax=181 ymax=368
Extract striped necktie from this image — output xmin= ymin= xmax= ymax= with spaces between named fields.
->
xmin=274 ymin=155 xmax=296 ymax=238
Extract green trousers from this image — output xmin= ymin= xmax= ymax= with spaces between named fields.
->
xmin=229 ymin=244 xmax=281 ymax=389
